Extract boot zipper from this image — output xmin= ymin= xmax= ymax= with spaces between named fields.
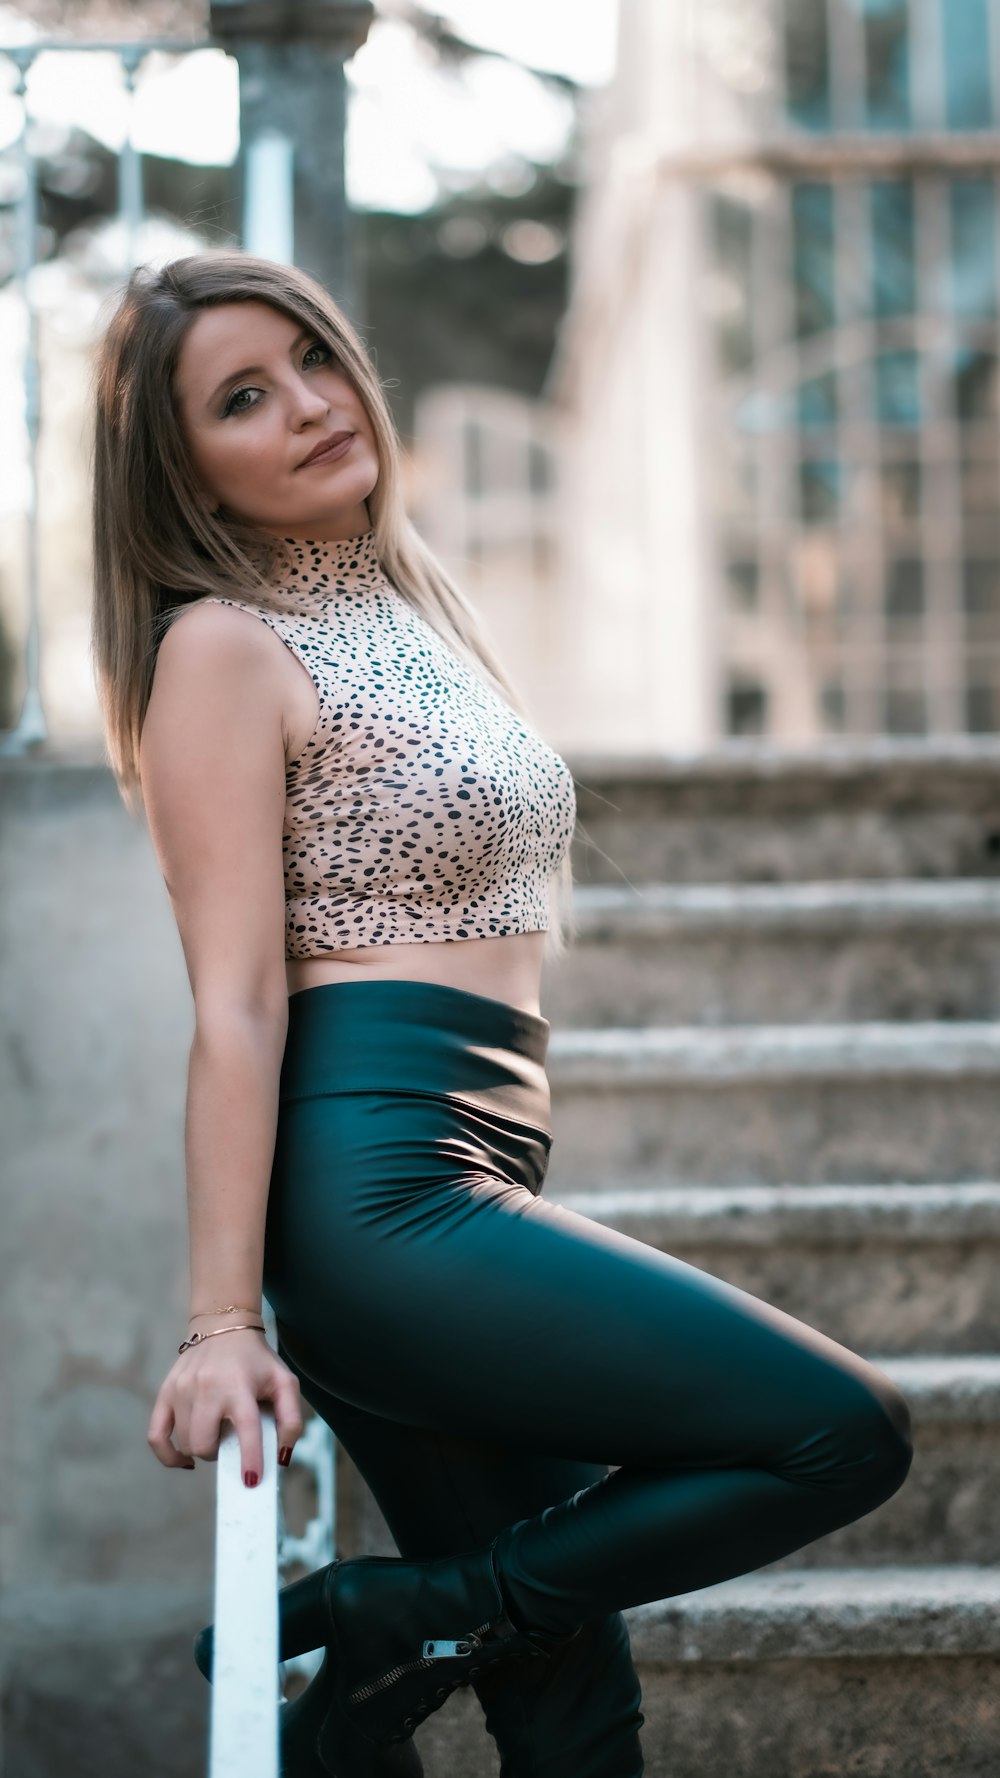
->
xmin=347 ymin=1619 xmax=495 ymax=1705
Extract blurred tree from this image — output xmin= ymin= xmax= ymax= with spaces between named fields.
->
xmin=2 ymin=0 xmax=585 ymax=432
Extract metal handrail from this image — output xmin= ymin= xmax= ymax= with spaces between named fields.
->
xmin=211 ymin=1411 xmax=280 ymax=1778
xmin=209 ymin=1300 xmax=336 ymax=1775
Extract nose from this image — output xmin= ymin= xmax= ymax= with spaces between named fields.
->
xmin=289 ymin=376 xmax=330 ymax=422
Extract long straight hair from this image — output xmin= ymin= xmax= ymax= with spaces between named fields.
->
xmin=89 ymin=249 xmax=575 ymax=963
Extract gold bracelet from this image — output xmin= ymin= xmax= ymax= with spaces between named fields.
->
xmin=178 ymin=1323 xmax=266 ymax=1354
xmin=188 ymin=1304 xmax=262 ymax=1321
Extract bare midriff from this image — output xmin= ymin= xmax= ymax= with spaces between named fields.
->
xmin=285 ymin=929 xmax=547 ymax=1019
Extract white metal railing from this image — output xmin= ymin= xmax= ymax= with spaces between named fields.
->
xmin=209 ymin=1299 xmax=335 ymax=1777
xmin=212 ymin=1412 xmax=280 ymax=1777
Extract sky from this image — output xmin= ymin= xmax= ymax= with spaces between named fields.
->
xmin=0 ymin=1 xmax=620 ymax=212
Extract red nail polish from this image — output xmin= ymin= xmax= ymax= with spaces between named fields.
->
xmin=244 ymin=1470 xmax=259 ymax=1488
xmin=278 ymin=1446 xmax=292 ymax=1467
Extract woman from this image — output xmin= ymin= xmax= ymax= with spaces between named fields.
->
xmin=91 ymin=251 xmax=913 ymax=1778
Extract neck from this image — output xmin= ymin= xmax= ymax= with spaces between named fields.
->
xmin=267 ymin=524 xmax=384 ymax=608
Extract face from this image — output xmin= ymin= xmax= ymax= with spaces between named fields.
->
xmin=173 ymin=300 xmax=380 ymax=541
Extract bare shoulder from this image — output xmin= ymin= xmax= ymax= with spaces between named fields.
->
xmin=139 ymin=597 xmax=291 ymax=1016
xmin=154 ymin=594 xmax=277 ymax=670
xmin=146 ymin=596 xmax=310 ymax=768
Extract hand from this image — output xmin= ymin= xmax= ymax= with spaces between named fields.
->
xmin=147 ymin=1329 xmax=304 ymax=1485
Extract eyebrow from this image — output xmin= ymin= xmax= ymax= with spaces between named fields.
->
xmin=207 ymin=326 xmax=316 ymax=410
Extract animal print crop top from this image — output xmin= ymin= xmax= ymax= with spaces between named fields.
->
xmin=197 ymin=526 xmax=577 ymax=958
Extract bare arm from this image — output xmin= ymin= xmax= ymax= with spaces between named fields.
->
xmin=184 ymin=1009 xmax=287 ymax=1318
xmin=140 ymin=602 xmax=302 ymax=1476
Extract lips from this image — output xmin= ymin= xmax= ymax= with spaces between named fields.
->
xmin=298 ymin=432 xmax=355 ymax=468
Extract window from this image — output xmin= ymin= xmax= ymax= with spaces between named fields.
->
xmin=784 ymin=0 xmax=832 ymax=130
xmin=870 ymin=182 xmax=917 ymax=317
xmin=885 ymin=686 xmax=927 ymax=731
xmin=798 ymin=370 xmax=839 ymax=428
xmin=862 ymin=0 xmax=911 ymax=131
xmin=950 ymin=178 xmax=999 ymax=320
xmin=792 ymin=182 xmax=836 ymax=337
xmin=820 ymin=678 xmax=847 ymax=730
xmin=966 ymin=677 xmax=1000 ymax=730
xmin=726 ymin=676 xmax=769 ymax=734
xmin=943 ymin=0 xmax=993 ymax=129
xmin=799 ymin=458 xmax=842 ymax=523
xmin=879 ymin=459 xmax=922 ymax=522
xmin=725 ymin=559 xmax=760 ymax=611
xmin=962 ymin=561 xmax=1000 ymax=640
xmin=885 ymin=557 xmax=926 ymax=636
xmin=951 ymin=346 xmax=999 ymax=422
xmin=959 ymin=439 xmax=1000 ymax=517
xmin=875 ymin=351 xmax=921 ymax=425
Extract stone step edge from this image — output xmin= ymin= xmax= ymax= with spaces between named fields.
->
xmin=548 ymin=1020 xmax=1000 ymax=1083
xmin=878 ymin=1354 xmax=1000 ymax=1420
xmin=565 ymin=737 xmax=1000 ymax=779
xmin=3 ymin=1568 xmax=994 ymax=1667
xmin=569 ymin=878 xmax=1000 ymax=934
xmin=554 ymin=1180 xmax=1000 ymax=1242
xmin=623 ymin=1563 xmax=1000 ymax=1665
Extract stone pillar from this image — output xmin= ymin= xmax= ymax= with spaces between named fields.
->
xmin=209 ymin=0 xmax=374 ymax=318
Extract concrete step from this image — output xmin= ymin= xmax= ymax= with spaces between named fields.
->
xmin=338 ymin=1353 xmax=1000 ymax=1572
xmin=545 ymin=879 xmax=1000 ymax=1025
xmin=547 ymin=1180 xmax=1000 ymax=1353
xmin=567 ymin=737 xmax=1000 ymax=885
xmin=411 ymin=1564 xmax=1000 ymax=1776
xmin=619 ymin=1563 xmax=1000 ymax=1778
xmin=6 ymin=1568 xmax=996 ymax=1778
xmin=545 ymin=1019 xmax=1000 ymax=1188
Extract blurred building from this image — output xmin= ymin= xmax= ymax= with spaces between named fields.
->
xmin=540 ymin=0 xmax=1000 ymax=749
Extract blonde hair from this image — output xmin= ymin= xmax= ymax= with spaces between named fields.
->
xmin=88 ymin=249 xmax=575 ymax=963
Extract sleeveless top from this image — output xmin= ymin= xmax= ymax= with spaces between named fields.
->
xmin=196 ymin=526 xmax=577 ymax=958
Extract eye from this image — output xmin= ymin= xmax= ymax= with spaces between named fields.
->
xmin=222 ymin=385 xmax=256 ymax=417
xmin=221 ymin=341 xmax=334 ymax=417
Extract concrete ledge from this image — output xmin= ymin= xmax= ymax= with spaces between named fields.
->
xmin=624 ymin=1564 xmax=1000 ymax=1663
xmin=548 ymin=1020 xmax=1000 ymax=1084
xmin=883 ymin=1355 xmax=1000 ymax=1421
xmin=566 ymin=736 xmax=1000 ymax=781
xmin=4 ymin=1565 xmax=997 ymax=1668
xmin=570 ymin=878 xmax=1000 ymax=933
xmin=553 ymin=1179 xmax=1000 ymax=1242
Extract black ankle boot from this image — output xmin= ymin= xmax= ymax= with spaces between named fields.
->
xmin=193 ymin=1571 xmax=425 ymax=1778
xmin=309 ymin=1536 xmax=581 ymax=1770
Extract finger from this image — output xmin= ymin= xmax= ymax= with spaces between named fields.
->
xmin=269 ymin=1377 xmax=305 ymax=1466
xmin=229 ymin=1406 xmax=264 ymax=1486
xmin=147 ymin=1401 xmax=196 ymax=1470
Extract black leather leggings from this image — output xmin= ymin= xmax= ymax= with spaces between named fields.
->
xmin=263 ymin=980 xmax=914 ymax=1778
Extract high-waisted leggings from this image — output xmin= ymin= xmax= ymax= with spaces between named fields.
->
xmin=262 ymin=979 xmax=914 ymax=1778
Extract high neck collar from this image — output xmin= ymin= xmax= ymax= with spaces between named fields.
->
xmin=267 ymin=526 xmax=384 ymax=607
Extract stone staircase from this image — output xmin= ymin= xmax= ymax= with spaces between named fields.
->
xmin=336 ymin=741 xmax=1000 ymax=1776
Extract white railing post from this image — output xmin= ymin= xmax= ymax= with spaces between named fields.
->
xmin=210 ymin=1407 xmax=280 ymax=1778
